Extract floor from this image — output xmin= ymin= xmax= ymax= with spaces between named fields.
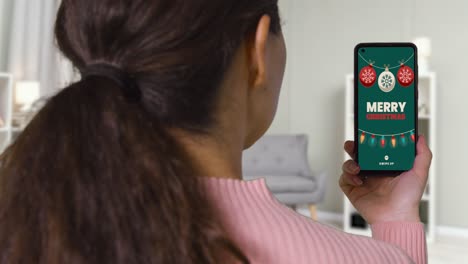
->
xmin=322 ymin=218 xmax=468 ymax=264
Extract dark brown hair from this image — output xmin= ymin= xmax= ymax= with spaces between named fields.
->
xmin=0 ymin=0 xmax=280 ymax=263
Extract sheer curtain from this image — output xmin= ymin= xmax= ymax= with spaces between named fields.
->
xmin=7 ymin=0 xmax=77 ymax=97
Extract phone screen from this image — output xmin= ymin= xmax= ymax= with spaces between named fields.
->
xmin=356 ymin=44 xmax=417 ymax=172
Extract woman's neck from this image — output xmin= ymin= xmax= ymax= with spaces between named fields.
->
xmin=170 ymin=129 xmax=244 ymax=180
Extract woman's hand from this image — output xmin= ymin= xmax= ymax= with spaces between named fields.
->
xmin=339 ymin=135 xmax=432 ymax=225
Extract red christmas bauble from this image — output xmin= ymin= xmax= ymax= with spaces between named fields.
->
xmin=359 ymin=65 xmax=376 ymax=87
xmin=397 ymin=65 xmax=414 ymax=87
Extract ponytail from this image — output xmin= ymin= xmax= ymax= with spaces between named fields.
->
xmin=0 ymin=0 xmax=282 ymax=261
xmin=0 ymin=77 xmax=248 ymax=263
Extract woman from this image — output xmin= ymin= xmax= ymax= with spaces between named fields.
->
xmin=0 ymin=0 xmax=431 ymax=263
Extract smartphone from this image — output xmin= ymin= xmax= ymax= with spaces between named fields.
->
xmin=354 ymin=43 xmax=418 ymax=176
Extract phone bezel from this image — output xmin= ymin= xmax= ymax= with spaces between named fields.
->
xmin=354 ymin=42 xmax=419 ymax=177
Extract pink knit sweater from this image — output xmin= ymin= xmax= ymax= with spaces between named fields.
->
xmin=201 ymin=177 xmax=427 ymax=264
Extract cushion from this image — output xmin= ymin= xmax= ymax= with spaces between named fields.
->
xmin=242 ymin=134 xmax=312 ymax=177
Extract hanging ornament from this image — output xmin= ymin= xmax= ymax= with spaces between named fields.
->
xmin=368 ymin=135 xmax=376 ymax=147
xmin=360 ymin=132 xmax=366 ymax=144
xmin=379 ymin=136 xmax=386 ymax=148
xmin=391 ymin=136 xmax=397 ymax=148
xmin=400 ymin=134 xmax=408 ymax=147
xmin=359 ymin=63 xmax=377 ymax=88
xmin=410 ymin=131 xmax=416 ymax=142
xmin=397 ymin=62 xmax=415 ymax=87
xmin=378 ymin=66 xmax=396 ymax=93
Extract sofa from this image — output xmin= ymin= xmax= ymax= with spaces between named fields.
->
xmin=242 ymin=134 xmax=327 ymax=220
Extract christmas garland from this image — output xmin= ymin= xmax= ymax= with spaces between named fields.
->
xmin=358 ymin=53 xmax=414 ymax=70
xmin=358 ymin=129 xmax=415 ymax=148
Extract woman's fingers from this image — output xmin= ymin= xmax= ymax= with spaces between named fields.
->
xmin=340 ymin=160 xmax=363 ymax=189
xmin=339 ymin=146 xmax=362 ymax=193
xmin=342 ymin=159 xmax=360 ymax=175
xmin=412 ymin=135 xmax=433 ymax=182
xmin=339 ymin=172 xmax=364 ymax=191
xmin=344 ymin=141 xmax=356 ymax=160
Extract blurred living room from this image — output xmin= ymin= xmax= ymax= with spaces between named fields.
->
xmin=0 ymin=0 xmax=467 ymax=263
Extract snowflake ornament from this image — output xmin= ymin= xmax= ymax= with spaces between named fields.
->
xmin=359 ymin=65 xmax=376 ymax=87
xmin=397 ymin=64 xmax=414 ymax=87
xmin=378 ymin=67 xmax=395 ymax=93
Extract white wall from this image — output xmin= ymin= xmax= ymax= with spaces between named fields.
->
xmin=269 ymin=0 xmax=468 ymax=228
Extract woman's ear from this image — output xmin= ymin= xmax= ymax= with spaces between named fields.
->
xmin=247 ymin=15 xmax=271 ymax=91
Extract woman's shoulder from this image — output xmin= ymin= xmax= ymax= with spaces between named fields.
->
xmin=201 ymin=177 xmax=413 ymax=264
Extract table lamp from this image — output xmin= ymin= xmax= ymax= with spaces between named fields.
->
xmin=15 ymin=81 xmax=40 ymax=112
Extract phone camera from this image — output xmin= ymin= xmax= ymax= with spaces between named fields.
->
xmin=361 ymin=49 xmax=366 ymax=53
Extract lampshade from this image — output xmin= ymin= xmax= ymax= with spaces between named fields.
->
xmin=15 ymin=81 xmax=40 ymax=105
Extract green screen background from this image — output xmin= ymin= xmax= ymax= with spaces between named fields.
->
xmin=357 ymin=46 xmax=416 ymax=171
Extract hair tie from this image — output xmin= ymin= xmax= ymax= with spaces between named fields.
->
xmin=80 ymin=64 xmax=141 ymax=103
